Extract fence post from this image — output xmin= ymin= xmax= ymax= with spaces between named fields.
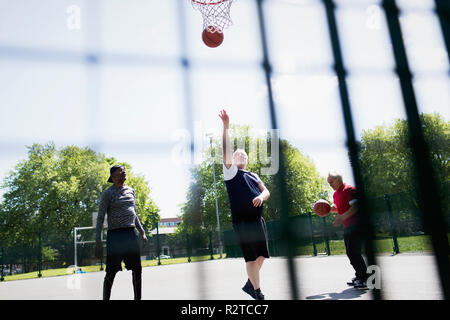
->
xmin=156 ymin=224 xmax=161 ymax=266
xmin=256 ymin=0 xmax=299 ymax=300
xmin=322 ymin=217 xmax=331 ymax=256
xmin=209 ymin=231 xmax=214 ymax=260
xmin=434 ymin=0 xmax=450 ymax=66
xmin=186 ymin=233 xmax=191 ymax=263
xmin=267 ymin=220 xmax=277 ymax=257
xmin=99 ymin=230 xmax=104 ymax=271
xmin=322 ymin=0 xmax=380 ymax=300
xmin=38 ymin=231 xmax=42 ymax=278
xmin=384 ymin=194 xmax=400 ymax=255
xmin=308 ymin=213 xmax=317 ymax=256
xmin=1 ymin=248 xmax=4 ymax=281
xmin=382 ymin=0 xmax=450 ymax=299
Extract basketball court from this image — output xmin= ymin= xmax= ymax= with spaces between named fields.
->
xmin=0 ymin=253 xmax=442 ymax=300
xmin=0 ymin=0 xmax=449 ymax=303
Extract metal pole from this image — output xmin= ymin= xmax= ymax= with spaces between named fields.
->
xmin=434 ymin=0 xmax=450 ymax=66
xmin=322 ymin=0 xmax=381 ymax=300
xmin=209 ymin=231 xmax=214 ymax=260
xmin=269 ymin=222 xmax=278 ymax=257
xmin=384 ymin=194 xmax=400 ymax=255
xmin=256 ymin=0 xmax=300 ymax=300
xmin=74 ymin=228 xmax=77 ymax=267
xmin=210 ymin=136 xmax=223 ymax=258
xmin=1 ymin=248 xmax=4 ymax=281
xmin=381 ymin=0 xmax=450 ymax=299
xmin=322 ymin=217 xmax=331 ymax=256
xmin=156 ymin=224 xmax=161 ymax=266
xmin=38 ymin=231 xmax=42 ymax=278
xmin=308 ymin=213 xmax=318 ymax=256
xmin=177 ymin=0 xmax=207 ymax=300
xmin=100 ymin=230 xmax=104 ymax=271
xmin=187 ymin=233 xmax=191 ymax=263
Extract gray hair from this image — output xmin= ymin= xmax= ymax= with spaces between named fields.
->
xmin=233 ymin=148 xmax=248 ymax=159
xmin=327 ymin=171 xmax=343 ymax=181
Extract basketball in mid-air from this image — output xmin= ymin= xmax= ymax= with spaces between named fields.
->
xmin=202 ymin=26 xmax=224 ymax=48
xmin=314 ymin=199 xmax=331 ymax=217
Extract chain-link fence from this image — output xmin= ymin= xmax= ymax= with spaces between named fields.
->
xmin=2 ymin=182 xmax=448 ymax=280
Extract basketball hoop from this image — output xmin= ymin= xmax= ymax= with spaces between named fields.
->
xmin=191 ymin=0 xmax=235 ymax=33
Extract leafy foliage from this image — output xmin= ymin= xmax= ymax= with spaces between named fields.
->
xmin=0 ymin=143 xmax=160 ymax=259
xmin=359 ymin=113 xmax=450 ymax=234
xmin=178 ymin=125 xmax=330 ymax=237
xmin=360 ymin=113 xmax=449 ymax=197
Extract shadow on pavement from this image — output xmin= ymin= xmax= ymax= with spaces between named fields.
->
xmin=306 ymin=287 xmax=371 ymax=300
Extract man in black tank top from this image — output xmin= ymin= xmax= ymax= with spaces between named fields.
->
xmin=219 ymin=109 xmax=270 ymax=300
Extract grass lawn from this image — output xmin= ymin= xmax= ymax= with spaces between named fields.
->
xmin=0 ymin=254 xmax=226 ymax=282
xmin=0 ymin=234 xmax=439 ymax=282
xmin=300 ymin=234 xmax=434 ymax=256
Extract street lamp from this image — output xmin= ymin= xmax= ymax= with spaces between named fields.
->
xmin=207 ymin=134 xmax=223 ymax=258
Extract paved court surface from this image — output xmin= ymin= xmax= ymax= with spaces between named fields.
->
xmin=0 ymin=253 xmax=443 ymax=300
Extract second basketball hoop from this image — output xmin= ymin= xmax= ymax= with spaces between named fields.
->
xmin=191 ymin=0 xmax=235 ymax=48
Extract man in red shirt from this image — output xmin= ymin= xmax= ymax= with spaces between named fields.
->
xmin=327 ymin=172 xmax=368 ymax=289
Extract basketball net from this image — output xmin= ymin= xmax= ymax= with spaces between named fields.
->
xmin=191 ymin=0 xmax=234 ymax=33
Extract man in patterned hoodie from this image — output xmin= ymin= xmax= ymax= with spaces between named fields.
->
xmin=95 ymin=165 xmax=148 ymax=300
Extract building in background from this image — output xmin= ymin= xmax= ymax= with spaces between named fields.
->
xmin=148 ymin=217 xmax=183 ymax=258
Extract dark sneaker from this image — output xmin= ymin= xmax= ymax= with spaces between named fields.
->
xmin=254 ymin=288 xmax=265 ymax=300
xmin=242 ymin=279 xmax=256 ymax=299
xmin=347 ymin=277 xmax=358 ymax=286
xmin=354 ymin=279 xmax=369 ymax=289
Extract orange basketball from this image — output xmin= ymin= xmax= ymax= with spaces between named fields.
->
xmin=314 ymin=199 xmax=331 ymax=217
xmin=202 ymin=26 xmax=224 ymax=48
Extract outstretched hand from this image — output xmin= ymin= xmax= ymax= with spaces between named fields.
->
xmin=219 ymin=109 xmax=229 ymax=129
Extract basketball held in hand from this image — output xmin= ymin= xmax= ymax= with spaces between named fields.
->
xmin=202 ymin=26 xmax=224 ymax=48
xmin=314 ymin=199 xmax=331 ymax=217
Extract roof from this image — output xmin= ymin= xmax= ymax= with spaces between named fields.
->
xmin=160 ymin=217 xmax=182 ymax=223
xmin=150 ymin=227 xmax=178 ymax=235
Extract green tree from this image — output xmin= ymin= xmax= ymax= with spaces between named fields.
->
xmin=0 ymin=142 xmax=160 ymax=263
xmin=178 ymin=125 xmax=330 ymax=235
xmin=360 ymin=113 xmax=449 ymax=198
xmin=359 ymin=113 xmax=449 ymax=234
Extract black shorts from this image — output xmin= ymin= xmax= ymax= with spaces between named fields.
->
xmin=233 ymin=217 xmax=270 ymax=262
xmin=106 ymin=227 xmax=141 ymax=274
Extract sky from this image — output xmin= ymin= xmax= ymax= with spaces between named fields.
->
xmin=0 ymin=0 xmax=449 ymax=220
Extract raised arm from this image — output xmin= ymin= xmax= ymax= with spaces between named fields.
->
xmin=219 ymin=109 xmax=232 ymax=169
